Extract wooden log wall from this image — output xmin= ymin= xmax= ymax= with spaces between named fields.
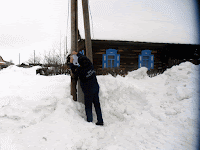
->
xmin=78 ymin=40 xmax=200 ymax=76
xmin=91 ymin=44 xmax=167 ymax=74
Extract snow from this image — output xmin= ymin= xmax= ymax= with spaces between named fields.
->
xmin=0 ymin=62 xmax=199 ymax=150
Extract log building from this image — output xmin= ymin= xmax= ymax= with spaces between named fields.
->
xmin=78 ymin=39 xmax=200 ymax=75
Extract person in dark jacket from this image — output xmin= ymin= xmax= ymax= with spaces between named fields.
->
xmin=69 ymin=51 xmax=104 ymax=126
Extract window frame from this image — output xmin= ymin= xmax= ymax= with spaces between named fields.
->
xmin=138 ymin=50 xmax=154 ymax=70
xmin=107 ymin=54 xmax=115 ymax=68
xmin=102 ymin=49 xmax=120 ymax=69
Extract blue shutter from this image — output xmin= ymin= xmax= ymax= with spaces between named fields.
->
xmin=150 ymin=55 xmax=154 ymax=69
xmin=102 ymin=54 xmax=107 ymax=69
xmin=116 ymin=54 xmax=120 ymax=68
xmin=81 ymin=50 xmax=84 ymax=55
xmin=79 ymin=50 xmax=84 ymax=55
xmin=138 ymin=55 xmax=142 ymax=68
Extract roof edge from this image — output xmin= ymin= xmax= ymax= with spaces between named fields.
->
xmin=80 ymin=39 xmax=200 ymax=46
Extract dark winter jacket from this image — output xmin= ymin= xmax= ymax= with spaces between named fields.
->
xmin=70 ymin=53 xmax=99 ymax=94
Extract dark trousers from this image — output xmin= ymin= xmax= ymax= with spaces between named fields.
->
xmin=84 ymin=89 xmax=103 ymax=123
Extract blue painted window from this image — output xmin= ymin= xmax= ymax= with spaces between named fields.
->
xmin=102 ymin=49 xmax=120 ymax=69
xmin=138 ymin=50 xmax=154 ymax=70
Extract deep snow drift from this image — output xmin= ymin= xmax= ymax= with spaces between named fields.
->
xmin=0 ymin=62 xmax=199 ymax=150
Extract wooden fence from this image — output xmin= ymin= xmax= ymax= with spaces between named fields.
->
xmin=96 ymin=68 xmax=166 ymax=78
xmin=96 ymin=68 xmax=127 ymax=77
xmin=147 ymin=69 xmax=166 ymax=77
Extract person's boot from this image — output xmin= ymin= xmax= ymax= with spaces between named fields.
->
xmin=96 ymin=122 xmax=104 ymax=126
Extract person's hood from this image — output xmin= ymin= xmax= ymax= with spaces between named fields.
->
xmin=78 ymin=56 xmax=92 ymax=67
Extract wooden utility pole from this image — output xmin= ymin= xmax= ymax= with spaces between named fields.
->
xmin=19 ymin=53 xmax=20 ymax=65
xmin=60 ymin=31 xmax=62 ymax=65
xmin=71 ymin=0 xmax=78 ymax=101
xmin=70 ymin=0 xmax=93 ymax=102
xmin=76 ymin=0 xmax=93 ymax=104
xmin=34 ymin=50 xmax=35 ymax=65
xmin=65 ymin=35 xmax=68 ymax=58
xmin=71 ymin=0 xmax=78 ymax=53
xmin=82 ymin=0 xmax=93 ymax=62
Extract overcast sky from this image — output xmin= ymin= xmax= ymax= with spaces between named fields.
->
xmin=0 ymin=0 xmax=199 ymax=64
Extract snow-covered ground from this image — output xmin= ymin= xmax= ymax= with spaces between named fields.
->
xmin=0 ymin=62 xmax=199 ymax=150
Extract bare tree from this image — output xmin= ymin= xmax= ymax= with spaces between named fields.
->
xmin=27 ymin=53 xmax=41 ymax=65
xmin=43 ymin=49 xmax=62 ymax=66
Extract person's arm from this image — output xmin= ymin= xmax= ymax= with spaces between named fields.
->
xmin=71 ymin=51 xmax=84 ymax=58
xmin=77 ymin=52 xmax=83 ymax=57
